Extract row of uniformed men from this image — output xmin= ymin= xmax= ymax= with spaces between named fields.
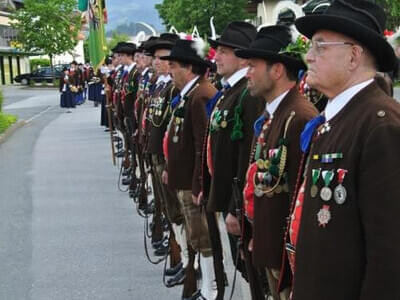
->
xmin=102 ymin=1 xmax=400 ymax=299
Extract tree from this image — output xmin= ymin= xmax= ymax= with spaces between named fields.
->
xmin=155 ymin=0 xmax=252 ymax=37
xmin=10 ymin=0 xmax=81 ymax=82
xmin=374 ymin=0 xmax=400 ymax=29
xmin=107 ymin=30 xmax=130 ymax=53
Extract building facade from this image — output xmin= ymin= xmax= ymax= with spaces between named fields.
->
xmin=0 ymin=0 xmax=32 ymax=84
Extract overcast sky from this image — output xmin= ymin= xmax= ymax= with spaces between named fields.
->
xmin=106 ymin=0 xmax=164 ymax=31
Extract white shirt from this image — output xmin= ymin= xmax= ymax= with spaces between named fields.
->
xmin=221 ymin=67 xmax=248 ymax=88
xmin=127 ymin=62 xmax=136 ymax=73
xmin=324 ymin=79 xmax=373 ymax=122
xmin=156 ymin=74 xmax=172 ymax=85
xmin=266 ymin=90 xmax=290 ymax=118
xmin=180 ymin=76 xmax=200 ymax=97
xmin=141 ymin=67 xmax=149 ymax=76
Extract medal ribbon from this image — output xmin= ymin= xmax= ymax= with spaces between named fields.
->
xmin=300 ymin=114 xmax=325 ymax=153
xmin=206 ymin=83 xmax=230 ymax=118
xmin=336 ymin=168 xmax=348 ymax=184
xmin=321 ymin=170 xmax=334 ymax=187
xmin=311 ymin=168 xmax=321 ymax=185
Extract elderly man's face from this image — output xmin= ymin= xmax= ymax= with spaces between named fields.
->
xmin=169 ymin=61 xmax=188 ymax=90
xmin=305 ymin=30 xmax=356 ymax=97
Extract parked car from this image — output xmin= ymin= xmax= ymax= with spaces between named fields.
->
xmin=14 ymin=66 xmax=63 ymax=85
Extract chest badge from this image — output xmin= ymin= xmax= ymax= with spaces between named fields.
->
xmin=317 ymin=205 xmax=331 ymax=227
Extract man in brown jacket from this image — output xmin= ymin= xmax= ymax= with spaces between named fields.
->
xmin=235 ymin=25 xmax=318 ymax=300
xmin=287 ymin=1 xmax=400 ymax=299
xmin=145 ymin=33 xmax=188 ymax=282
xmin=203 ymin=21 xmax=265 ymax=300
xmin=161 ymin=39 xmax=218 ymax=300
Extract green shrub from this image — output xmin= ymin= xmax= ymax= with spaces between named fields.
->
xmin=0 ymin=113 xmax=17 ymax=134
xmin=30 ymin=58 xmax=50 ymax=71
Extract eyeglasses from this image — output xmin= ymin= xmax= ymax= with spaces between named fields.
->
xmin=309 ymin=41 xmax=355 ymax=56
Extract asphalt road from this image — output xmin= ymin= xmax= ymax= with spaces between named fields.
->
xmin=0 ymin=86 xmax=248 ymax=300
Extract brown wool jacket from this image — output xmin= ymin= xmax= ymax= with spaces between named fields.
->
xmin=167 ymin=77 xmax=217 ymax=196
xmin=147 ymin=81 xmax=179 ymax=155
xmin=202 ymin=78 xmax=264 ymax=213
xmin=292 ymin=82 xmax=400 ymax=300
xmin=123 ymin=67 xmax=140 ymax=125
xmin=252 ymin=87 xmax=318 ymax=269
xmin=137 ymin=71 xmax=157 ymax=146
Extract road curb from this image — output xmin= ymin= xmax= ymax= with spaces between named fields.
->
xmin=0 ymin=120 xmax=26 ymax=145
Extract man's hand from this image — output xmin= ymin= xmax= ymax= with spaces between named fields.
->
xmin=162 ymin=170 xmax=168 ymax=185
xmin=192 ymin=192 xmax=203 ymax=206
xmin=225 ymin=213 xmax=241 ymax=236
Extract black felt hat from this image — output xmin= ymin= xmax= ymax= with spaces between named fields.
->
xmin=111 ymin=42 xmax=127 ymax=54
xmin=295 ymin=0 xmax=397 ymax=72
xmin=235 ymin=25 xmax=306 ymax=71
xmin=118 ymin=42 xmax=137 ymax=55
xmin=146 ymin=33 xmax=180 ymax=55
xmin=208 ymin=21 xmax=257 ymax=50
xmin=160 ymin=39 xmax=210 ymax=67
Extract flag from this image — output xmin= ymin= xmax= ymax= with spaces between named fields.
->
xmin=88 ymin=0 xmax=107 ymax=71
xmin=78 ymin=0 xmax=88 ymax=12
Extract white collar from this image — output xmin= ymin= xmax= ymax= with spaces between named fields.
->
xmin=141 ymin=67 xmax=149 ymax=76
xmin=221 ymin=67 xmax=248 ymax=88
xmin=325 ymin=78 xmax=374 ymax=122
xmin=180 ymin=76 xmax=200 ymax=97
xmin=266 ymin=90 xmax=290 ymax=117
xmin=127 ymin=62 xmax=136 ymax=73
xmin=156 ymin=74 xmax=172 ymax=85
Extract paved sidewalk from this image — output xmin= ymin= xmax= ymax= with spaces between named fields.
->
xmin=26 ymin=102 xmax=249 ymax=299
xmin=29 ymin=103 xmax=182 ymax=299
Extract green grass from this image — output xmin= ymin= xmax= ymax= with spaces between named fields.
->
xmin=0 ymin=113 xmax=17 ymax=134
xmin=394 ymin=80 xmax=400 ymax=87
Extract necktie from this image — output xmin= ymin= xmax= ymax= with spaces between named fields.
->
xmin=170 ymin=94 xmax=181 ymax=110
xmin=300 ymin=114 xmax=325 ymax=153
xmin=253 ymin=111 xmax=270 ymax=137
xmin=206 ymin=83 xmax=231 ymax=118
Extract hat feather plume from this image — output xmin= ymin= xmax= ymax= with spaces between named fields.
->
xmin=191 ymin=37 xmax=208 ymax=59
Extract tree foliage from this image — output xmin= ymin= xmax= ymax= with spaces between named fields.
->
xmin=107 ymin=30 xmax=130 ymax=53
xmin=10 ymin=0 xmax=81 ymax=58
xmin=155 ymin=0 xmax=252 ymax=36
xmin=375 ymin=0 xmax=400 ymax=29
xmin=30 ymin=58 xmax=51 ymax=70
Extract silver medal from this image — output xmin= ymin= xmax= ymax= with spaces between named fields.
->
xmin=254 ymin=185 xmax=264 ymax=197
xmin=320 ymin=186 xmax=332 ymax=201
xmin=334 ymin=184 xmax=347 ymax=205
xmin=172 ymin=135 xmax=179 ymax=143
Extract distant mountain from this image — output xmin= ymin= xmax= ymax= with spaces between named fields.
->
xmin=106 ymin=0 xmax=164 ymax=33
xmin=106 ymin=22 xmax=156 ymax=38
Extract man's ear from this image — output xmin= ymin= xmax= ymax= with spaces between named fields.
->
xmin=270 ymin=62 xmax=284 ymax=81
xmin=349 ymin=45 xmax=364 ymax=71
